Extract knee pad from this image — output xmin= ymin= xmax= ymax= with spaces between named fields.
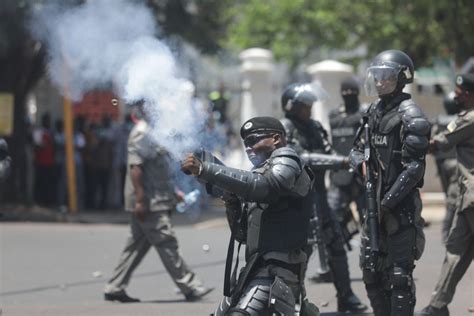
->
xmin=226 ymin=309 xmax=251 ymax=316
xmin=269 ymin=276 xmax=296 ymax=315
xmin=213 ymin=297 xmax=232 ymax=316
xmin=390 ymin=266 xmax=412 ymax=290
xmin=234 ymin=283 xmax=270 ymax=316
xmin=390 ymin=266 xmax=415 ymax=316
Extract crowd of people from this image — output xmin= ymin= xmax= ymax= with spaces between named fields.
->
xmin=2 ymin=49 xmax=472 ymax=316
xmin=30 ymin=112 xmax=132 ymax=211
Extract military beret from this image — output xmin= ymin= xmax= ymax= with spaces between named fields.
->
xmin=456 ymin=74 xmax=474 ymax=92
xmin=240 ymin=116 xmax=286 ymax=139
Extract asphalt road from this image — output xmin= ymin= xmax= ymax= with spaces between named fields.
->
xmin=1 ymin=217 xmax=472 ymax=316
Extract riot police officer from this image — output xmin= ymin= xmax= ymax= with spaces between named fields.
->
xmin=181 ymin=116 xmax=319 ymax=315
xmin=431 ymin=92 xmax=460 ymax=243
xmin=280 ymin=84 xmax=367 ymax=314
xmin=328 ymin=77 xmax=366 ymax=245
xmin=418 ymin=73 xmax=474 ymax=316
xmin=349 ymin=50 xmax=430 ymax=316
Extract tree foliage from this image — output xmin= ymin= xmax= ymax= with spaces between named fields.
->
xmin=223 ymin=0 xmax=474 ymax=68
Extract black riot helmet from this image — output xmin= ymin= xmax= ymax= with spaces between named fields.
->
xmin=281 ymin=83 xmax=318 ymax=115
xmin=443 ymin=91 xmax=460 ymax=115
xmin=365 ymin=50 xmax=414 ymax=97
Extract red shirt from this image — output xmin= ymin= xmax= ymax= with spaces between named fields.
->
xmin=34 ymin=129 xmax=55 ymax=166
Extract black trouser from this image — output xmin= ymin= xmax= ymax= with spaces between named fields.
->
xmin=309 ymin=187 xmax=353 ymax=298
xmin=360 ymin=193 xmax=425 ymax=316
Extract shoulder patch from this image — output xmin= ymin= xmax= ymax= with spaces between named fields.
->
xmin=447 ymin=120 xmax=457 ymax=132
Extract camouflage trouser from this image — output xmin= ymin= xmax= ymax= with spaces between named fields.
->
xmin=360 ymin=191 xmax=425 ymax=316
xmin=437 ymin=159 xmax=459 ymax=243
xmin=105 ymin=212 xmax=202 ymax=296
xmin=430 ymin=207 xmax=474 ymax=309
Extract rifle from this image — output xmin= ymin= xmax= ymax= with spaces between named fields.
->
xmin=363 ymin=119 xmax=379 ymax=271
xmin=307 ymin=198 xmax=330 ymax=276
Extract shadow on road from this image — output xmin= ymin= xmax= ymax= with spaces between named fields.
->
xmin=0 ymin=259 xmax=226 ymax=297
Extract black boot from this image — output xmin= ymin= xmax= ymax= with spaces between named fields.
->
xmin=104 ymin=290 xmax=140 ymax=303
xmin=416 ymin=305 xmax=449 ymax=316
xmin=308 ymin=270 xmax=333 ymax=283
xmin=366 ymin=285 xmax=391 ymax=316
xmin=337 ymin=291 xmax=368 ymax=313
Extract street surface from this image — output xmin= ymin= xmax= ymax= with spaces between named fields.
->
xmin=1 ymin=213 xmax=473 ymax=316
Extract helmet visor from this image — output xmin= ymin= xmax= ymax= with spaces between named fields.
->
xmin=364 ymin=61 xmax=400 ymax=97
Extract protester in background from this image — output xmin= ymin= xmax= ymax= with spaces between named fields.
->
xmin=33 ymin=112 xmax=55 ymax=206
xmin=95 ymin=115 xmax=114 ymax=210
xmin=53 ymin=119 xmax=67 ymax=210
xmin=104 ymin=101 xmax=213 ymax=302
xmin=73 ymin=117 xmax=86 ymax=210
xmin=83 ymin=121 xmax=98 ymax=209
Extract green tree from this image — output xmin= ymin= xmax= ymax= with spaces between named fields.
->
xmin=223 ymin=0 xmax=474 ymax=68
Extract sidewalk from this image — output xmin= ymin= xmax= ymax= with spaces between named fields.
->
xmin=0 ymin=193 xmax=447 ymax=225
xmin=0 ymin=199 xmax=227 ymax=226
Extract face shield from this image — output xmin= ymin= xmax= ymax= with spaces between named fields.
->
xmin=364 ymin=61 xmax=401 ymax=97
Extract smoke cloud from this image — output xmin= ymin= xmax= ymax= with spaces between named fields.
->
xmin=30 ymin=0 xmax=207 ymax=158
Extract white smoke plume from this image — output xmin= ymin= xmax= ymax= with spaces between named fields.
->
xmin=30 ymin=0 xmax=208 ymax=158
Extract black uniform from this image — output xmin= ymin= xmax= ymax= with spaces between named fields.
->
xmin=202 ymin=117 xmax=318 ymax=316
xmin=351 ymin=93 xmax=429 ymax=316
xmin=350 ymin=50 xmax=430 ymax=316
xmin=281 ymin=116 xmax=360 ymax=306
xmin=328 ymin=105 xmax=366 ymax=237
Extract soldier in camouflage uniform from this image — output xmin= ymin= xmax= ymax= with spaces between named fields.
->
xmin=418 ymin=74 xmax=474 ymax=316
xmin=104 ymin=102 xmax=212 ymax=303
xmin=430 ymin=92 xmax=460 ymax=243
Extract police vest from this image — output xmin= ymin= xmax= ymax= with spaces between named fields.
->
xmin=245 ymin=160 xmax=313 ymax=258
xmin=329 ymin=107 xmax=362 ymax=186
xmin=368 ymin=99 xmax=409 ymax=191
xmin=282 ymin=117 xmax=328 ymax=191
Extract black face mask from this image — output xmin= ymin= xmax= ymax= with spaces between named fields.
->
xmin=343 ymin=95 xmax=359 ymax=112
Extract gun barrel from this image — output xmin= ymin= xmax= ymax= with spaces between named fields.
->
xmin=363 ymin=122 xmax=380 ymax=255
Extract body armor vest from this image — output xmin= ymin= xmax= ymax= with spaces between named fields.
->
xmin=245 ymin=160 xmax=313 ymax=258
xmin=281 ymin=117 xmax=328 ymax=191
xmin=329 ymin=107 xmax=362 ymax=186
xmin=368 ymin=97 xmax=422 ymax=192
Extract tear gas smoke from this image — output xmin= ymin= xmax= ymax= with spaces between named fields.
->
xmin=30 ymin=0 xmax=208 ymax=158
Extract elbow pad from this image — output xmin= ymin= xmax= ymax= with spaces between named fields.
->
xmin=300 ymin=152 xmax=348 ymax=171
xmin=382 ymin=160 xmax=424 ymax=209
xmin=199 ymin=163 xmax=271 ymax=202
